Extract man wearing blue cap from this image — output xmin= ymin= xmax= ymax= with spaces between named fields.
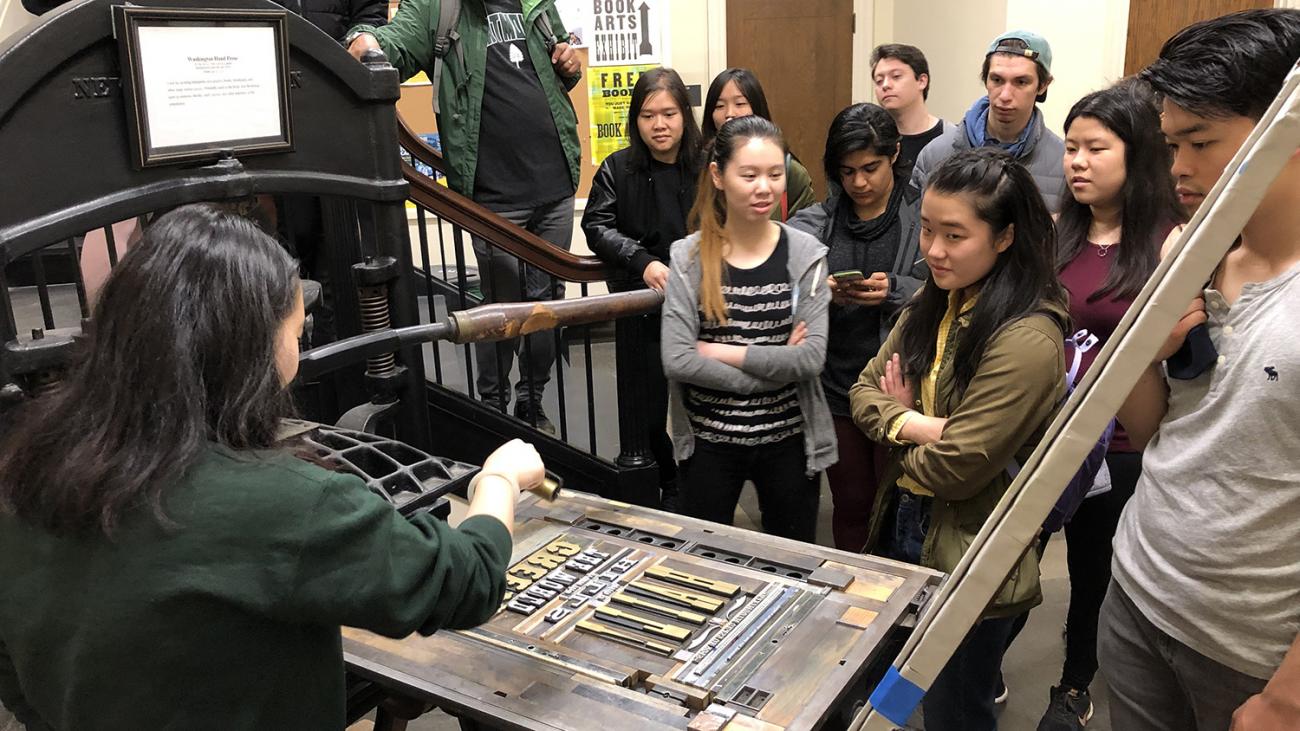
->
xmin=910 ymin=30 xmax=1066 ymax=212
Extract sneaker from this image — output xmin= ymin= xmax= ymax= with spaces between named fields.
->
xmin=513 ymin=402 xmax=556 ymax=436
xmin=994 ymin=679 xmax=1009 ymax=705
xmin=1036 ymin=685 xmax=1093 ymax=730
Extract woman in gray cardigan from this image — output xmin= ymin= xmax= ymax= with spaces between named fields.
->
xmin=661 ymin=116 xmax=836 ymax=542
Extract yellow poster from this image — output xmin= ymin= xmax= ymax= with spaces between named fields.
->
xmin=588 ymin=64 xmax=658 ymax=166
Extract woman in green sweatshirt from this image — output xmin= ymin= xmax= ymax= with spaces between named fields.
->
xmin=0 ymin=203 xmax=543 ymax=731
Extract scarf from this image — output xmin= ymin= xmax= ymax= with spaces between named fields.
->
xmin=962 ymin=97 xmax=1040 ymax=159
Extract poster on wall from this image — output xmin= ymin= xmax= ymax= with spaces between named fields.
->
xmin=588 ymin=63 xmax=659 ymax=165
xmin=588 ymin=0 xmax=662 ymax=67
xmin=553 ymin=0 xmax=587 ymax=46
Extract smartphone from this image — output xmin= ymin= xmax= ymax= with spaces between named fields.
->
xmin=832 ymin=269 xmax=865 ymax=284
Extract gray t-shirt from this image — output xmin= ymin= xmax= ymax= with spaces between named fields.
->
xmin=1112 ymin=261 xmax=1300 ymax=679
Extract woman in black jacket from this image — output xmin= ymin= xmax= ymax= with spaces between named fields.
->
xmin=582 ymin=67 xmax=701 ymax=510
xmin=788 ymin=103 xmax=927 ymax=551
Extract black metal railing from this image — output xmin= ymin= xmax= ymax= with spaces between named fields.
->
xmin=395 ymin=116 xmax=661 ymax=502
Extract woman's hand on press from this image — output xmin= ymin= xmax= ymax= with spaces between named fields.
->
xmin=481 ymin=439 xmax=546 ymax=492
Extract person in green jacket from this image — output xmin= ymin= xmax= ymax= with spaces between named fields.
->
xmin=702 ymin=68 xmax=817 ymax=222
xmin=347 ymin=0 xmax=581 ymax=433
xmin=0 ymin=204 xmax=544 ymax=731
xmin=850 ymin=148 xmax=1068 ymax=731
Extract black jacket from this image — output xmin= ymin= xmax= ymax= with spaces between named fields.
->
xmin=298 ymin=0 xmax=387 ymax=42
xmin=582 ymin=147 xmax=698 ymax=291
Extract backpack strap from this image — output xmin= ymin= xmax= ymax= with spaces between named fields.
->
xmin=534 ymin=9 xmax=559 ymax=49
xmin=430 ymin=0 xmax=462 ymax=113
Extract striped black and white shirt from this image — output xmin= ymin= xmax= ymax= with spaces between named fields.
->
xmin=686 ymin=231 xmax=803 ymax=446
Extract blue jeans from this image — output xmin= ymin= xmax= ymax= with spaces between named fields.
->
xmin=924 ymin=614 xmax=1020 ymax=731
xmin=888 ymin=490 xmax=932 ymax=564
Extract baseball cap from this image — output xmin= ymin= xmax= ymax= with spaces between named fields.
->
xmin=987 ymin=30 xmax=1052 ymax=75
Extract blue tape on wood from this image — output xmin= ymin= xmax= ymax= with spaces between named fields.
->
xmin=868 ymin=666 xmax=925 ymax=727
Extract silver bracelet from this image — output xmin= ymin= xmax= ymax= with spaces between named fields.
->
xmin=466 ymin=471 xmax=519 ymax=502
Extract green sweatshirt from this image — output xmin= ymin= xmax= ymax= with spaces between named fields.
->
xmin=351 ymin=0 xmax=581 ymax=198
xmin=0 ymin=445 xmax=511 ymax=730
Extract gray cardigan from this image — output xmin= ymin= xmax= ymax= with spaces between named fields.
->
xmin=909 ymin=108 xmax=1066 ymax=213
xmin=661 ymin=225 xmax=838 ymax=475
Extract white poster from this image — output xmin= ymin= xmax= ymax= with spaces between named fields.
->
xmin=135 ymin=25 xmax=284 ymax=149
xmin=553 ymin=0 xmax=587 ymax=47
xmin=588 ymin=0 xmax=662 ymax=67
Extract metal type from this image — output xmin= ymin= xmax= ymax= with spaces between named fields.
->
xmin=460 ymin=627 xmax=630 ymax=686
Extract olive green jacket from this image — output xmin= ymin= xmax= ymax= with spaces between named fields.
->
xmin=352 ymin=0 xmax=581 ymax=197
xmin=849 ymin=302 xmax=1068 ymax=617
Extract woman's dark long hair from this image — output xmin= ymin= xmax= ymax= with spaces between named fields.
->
xmin=899 ymin=148 xmax=1068 ymax=393
xmin=1057 ymin=83 xmax=1184 ymax=301
xmin=0 ymin=203 xmax=301 ymax=536
xmin=822 ymin=102 xmax=903 ymax=191
xmin=701 ymin=68 xmax=773 ymax=141
xmin=626 ymin=67 xmax=703 ymax=175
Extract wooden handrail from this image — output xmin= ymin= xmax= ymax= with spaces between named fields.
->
xmin=397 ymin=112 xmax=447 ymax=175
xmin=397 ymin=113 xmax=616 ymax=284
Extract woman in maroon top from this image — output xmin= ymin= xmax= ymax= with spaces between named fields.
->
xmin=1036 ymin=84 xmax=1184 ymax=729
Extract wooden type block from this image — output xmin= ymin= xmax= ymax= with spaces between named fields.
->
xmin=806 ymin=566 xmax=854 ymax=590
xmin=646 ymin=566 xmax=741 ymax=598
xmin=593 ymin=606 xmax=692 ymax=642
xmin=688 ymin=704 xmax=737 ymax=731
xmin=821 ymin=560 xmax=905 ymax=603
xmin=722 ymin=715 xmax=785 ymax=730
xmin=836 ymin=607 xmax=878 ymax=630
xmin=645 ymin=674 xmax=716 ymax=711
xmin=511 ymin=564 xmax=548 ymax=580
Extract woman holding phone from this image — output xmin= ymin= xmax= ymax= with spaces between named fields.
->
xmin=788 ymin=103 xmax=927 ymax=551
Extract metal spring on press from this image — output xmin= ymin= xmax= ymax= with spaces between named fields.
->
xmin=357 ymin=285 xmax=399 ymax=377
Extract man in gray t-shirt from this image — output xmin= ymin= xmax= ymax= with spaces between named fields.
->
xmin=1101 ymin=10 xmax=1300 ymax=731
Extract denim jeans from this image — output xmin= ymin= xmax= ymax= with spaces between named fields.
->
xmin=1098 ymin=580 xmax=1267 ymax=731
xmin=887 ymin=490 xmax=932 ymax=564
xmin=923 ymin=614 xmax=1021 ymax=731
xmin=471 ymin=195 xmax=574 ymax=409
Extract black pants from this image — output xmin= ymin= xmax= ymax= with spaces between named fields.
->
xmin=640 ymin=313 xmax=676 ymax=486
xmin=681 ymin=436 xmax=818 ymax=542
xmin=1060 ymin=450 xmax=1141 ymax=690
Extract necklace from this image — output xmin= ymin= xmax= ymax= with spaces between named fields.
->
xmin=1093 ymin=241 xmax=1118 ymax=258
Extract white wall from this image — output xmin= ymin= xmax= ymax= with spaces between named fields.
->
xmin=879 ymin=0 xmax=1010 ymax=122
xmin=1005 ymin=0 xmax=1131 ymax=137
xmin=870 ymin=0 xmax=1132 ymax=137
xmin=0 ymin=0 xmax=38 ymax=42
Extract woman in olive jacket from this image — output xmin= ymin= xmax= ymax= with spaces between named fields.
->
xmin=850 ymin=149 xmax=1067 ymax=731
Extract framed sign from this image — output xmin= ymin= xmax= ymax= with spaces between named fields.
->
xmin=113 ymin=6 xmax=293 ymax=168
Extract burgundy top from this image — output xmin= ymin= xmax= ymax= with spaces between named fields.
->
xmin=1059 ymin=243 xmax=1138 ymax=453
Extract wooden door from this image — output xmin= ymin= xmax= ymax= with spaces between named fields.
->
xmin=1124 ymin=0 xmax=1274 ymax=77
xmin=727 ymin=0 xmax=854 ymax=200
